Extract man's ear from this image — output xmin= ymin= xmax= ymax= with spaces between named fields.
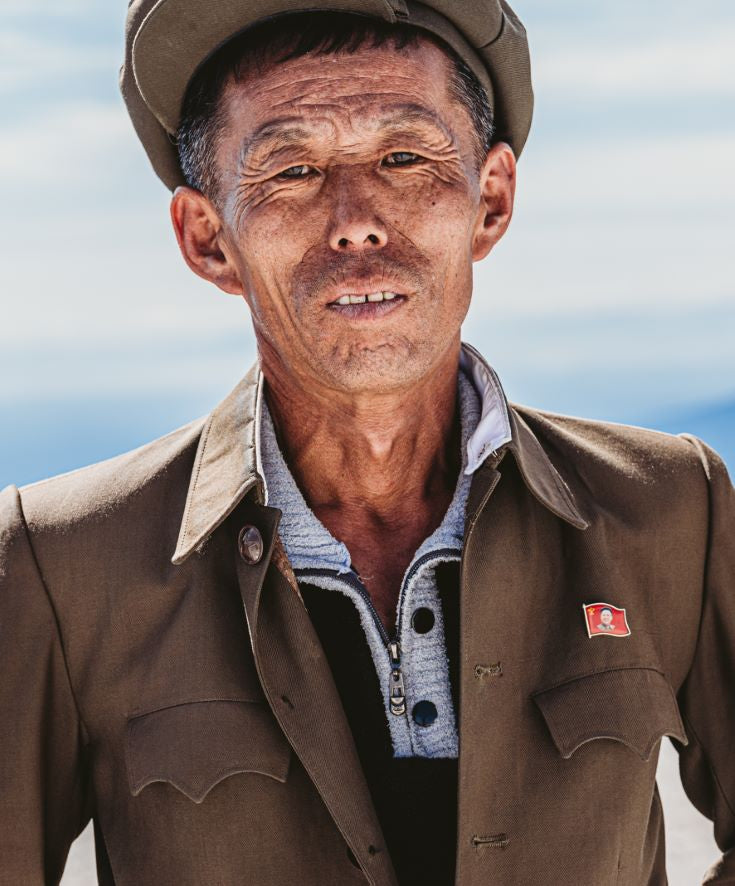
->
xmin=471 ymin=142 xmax=517 ymax=262
xmin=170 ymin=186 xmax=243 ymax=295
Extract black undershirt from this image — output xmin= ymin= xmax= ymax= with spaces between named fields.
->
xmin=298 ymin=560 xmax=460 ymax=886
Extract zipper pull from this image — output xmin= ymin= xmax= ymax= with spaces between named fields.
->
xmin=388 ymin=641 xmax=406 ymax=716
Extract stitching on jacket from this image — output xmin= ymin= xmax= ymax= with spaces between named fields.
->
xmin=128 ymin=758 xmax=290 ymax=801
xmin=556 ymin=730 xmax=680 ymax=762
xmin=127 ymin=696 xmax=265 ymax=720
xmin=179 ymin=412 xmax=214 ymax=545
xmin=15 ymin=490 xmax=92 ymax=746
xmin=472 ymin=833 xmax=509 ymax=849
xmin=531 ymin=664 xmax=668 ymax=696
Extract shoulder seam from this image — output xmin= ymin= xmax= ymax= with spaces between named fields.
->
xmin=676 ymin=433 xmax=716 ymax=480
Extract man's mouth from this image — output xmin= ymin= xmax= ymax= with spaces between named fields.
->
xmin=331 ymin=291 xmax=400 ymax=305
xmin=327 ymin=290 xmax=407 ymax=318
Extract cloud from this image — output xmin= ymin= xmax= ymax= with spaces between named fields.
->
xmin=533 ymin=27 xmax=735 ymax=100
xmin=464 ymin=129 xmax=735 ymax=322
xmin=0 ymin=0 xmax=92 ymax=16
xmin=0 ymin=31 xmax=112 ymax=93
xmin=0 ymin=100 xmax=135 ymax=190
xmin=518 ymin=132 xmax=735 ymax=211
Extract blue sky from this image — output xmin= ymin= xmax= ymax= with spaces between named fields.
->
xmin=1 ymin=0 xmax=734 ymax=487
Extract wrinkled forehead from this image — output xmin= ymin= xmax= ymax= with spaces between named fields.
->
xmin=218 ymin=39 xmax=462 ymax=145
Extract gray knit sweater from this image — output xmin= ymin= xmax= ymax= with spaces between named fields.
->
xmin=257 ymin=355 xmax=512 ymax=757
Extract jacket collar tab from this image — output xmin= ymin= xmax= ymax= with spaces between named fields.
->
xmin=171 ymin=363 xmax=263 ymax=565
xmin=507 ymin=406 xmax=590 ymax=530
xmin=460 ymin=342 xmax=589 ymax=531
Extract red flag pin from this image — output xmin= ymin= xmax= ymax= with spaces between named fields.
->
xmin=583 ymin=602 xmax=631 ymax=638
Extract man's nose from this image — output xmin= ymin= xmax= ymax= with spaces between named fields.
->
xmin=327 ymin=187 xmax=388 ymax=252
xmin=329 ymin=223 xmax=387 ymax=252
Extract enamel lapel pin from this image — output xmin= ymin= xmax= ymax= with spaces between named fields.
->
xmin=583 ymin=602 xmax=631 ymax=638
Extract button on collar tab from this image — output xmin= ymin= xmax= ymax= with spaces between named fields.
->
xmin=238 ymin=525 xmax=264 ymax=564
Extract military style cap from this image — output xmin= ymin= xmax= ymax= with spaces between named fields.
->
xmin=121 ymin=0 xmax=533 ymax=190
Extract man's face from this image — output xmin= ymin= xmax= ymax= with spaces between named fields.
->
xmin=601 ymin=610 xmax=613 ymax=625
xmin=177 ymin=38 xmax=514 ymax=394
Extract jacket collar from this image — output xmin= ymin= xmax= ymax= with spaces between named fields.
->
xmin=171 ymin=343 xmax=589 ymax=565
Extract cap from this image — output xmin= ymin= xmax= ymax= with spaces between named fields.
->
xmin=121 ymin=0 xmax=533 ymax=190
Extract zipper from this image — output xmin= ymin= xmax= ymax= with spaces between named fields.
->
xmin=298 ymin=567 xmax=391 ymax=642
xmin=298 ymin=547 xmax=459 ymax=718
xmin=387 ymin=641 xmax=406 ymax=715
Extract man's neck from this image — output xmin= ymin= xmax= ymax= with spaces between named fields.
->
xmin=261 ymin=345 xmax=463 ymax=632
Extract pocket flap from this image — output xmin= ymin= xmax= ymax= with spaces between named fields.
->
xmin=532 ymin=667 xmax=688 ymax=761
xmin=126 ymin=699 xmax=291 ymax=803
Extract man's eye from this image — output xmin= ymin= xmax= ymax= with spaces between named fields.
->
xmin=276 ymin=165 xmax=315 ymax=179
xmin=383 ymin=151 xmax=421 ymax=167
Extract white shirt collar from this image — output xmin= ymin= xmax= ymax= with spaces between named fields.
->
xmin=459 ymin=343 xmax=514 ymax=473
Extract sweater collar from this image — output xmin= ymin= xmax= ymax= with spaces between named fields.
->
xmin=257 ymin=363 xmax=483 ymax=575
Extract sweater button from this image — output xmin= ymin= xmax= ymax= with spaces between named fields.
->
xmin=412 ymin=699 xmax=437 ymax=726
xmin=238 ymin=525 xmax=264 ymax=564
xmin=411 ymin=606 xmax=435 ymax=633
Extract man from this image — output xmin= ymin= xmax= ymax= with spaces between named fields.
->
xmin=1 ymin=2 xmax=733 ymax=885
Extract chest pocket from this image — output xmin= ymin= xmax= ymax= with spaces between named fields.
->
xmin=531 ymin=667 xmax=688 ymax=761
xmin=126 ymin=698 xmax=292 ymax=803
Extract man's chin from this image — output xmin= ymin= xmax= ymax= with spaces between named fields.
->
xmin=320 ymin=338 xmax=431 ymax=394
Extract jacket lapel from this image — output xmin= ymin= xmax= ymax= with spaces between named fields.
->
xmin=235 ymin=523 xmax=399 ymax=885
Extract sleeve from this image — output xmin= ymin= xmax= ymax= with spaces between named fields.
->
xmin=673 ymin=435 xmax=735 ymax=884
xmin=0 ymin=485 xmax=93 ymax=885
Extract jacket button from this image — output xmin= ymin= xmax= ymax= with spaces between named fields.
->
xmin=238 ymin=525 xmax=264 ymax=564
xmin=412 ymin=699 xmax=437 ymax=726
xmin=411 ymin=607 xmax=435 ymax=633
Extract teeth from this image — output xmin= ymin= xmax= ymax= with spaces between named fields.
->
xmin=334 ymin=291 xmax=400 ymax=306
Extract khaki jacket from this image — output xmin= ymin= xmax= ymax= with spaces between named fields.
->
xmin=1 ymin=346 xmax=734 ymax=886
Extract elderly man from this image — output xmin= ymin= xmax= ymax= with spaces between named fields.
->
xmin=1 ymin=2 xmax=734 ymax=885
